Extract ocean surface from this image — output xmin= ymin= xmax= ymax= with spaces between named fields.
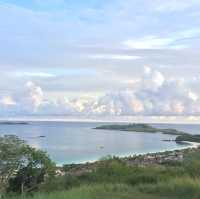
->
xmin=0 ymin=121 xmax=199 ymax=165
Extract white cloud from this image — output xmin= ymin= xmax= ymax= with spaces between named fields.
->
xmin=1 ymin=68 xmax=200 ymax=117
xmin=123 ymin=35 xmax=187 ymax=50
xmin=155 ymin=0 xmax=200 ymax=12
xmin=142 ymin=66 xmax=165 ymax=91
xmin=0 ymin=0 xmax=200 ymax=120
xmin=87 ymin=54 xmax=141 ymax=60
xmin=144 ymin=66 xmax=151 ymax=74
xmin=123 ymin=36 xmax=174 ymax=49
xmin=25 ymin=81 xmax=44 ymax=110
xmin=188 ymin=91 xmax=198 ymax=101
xmin=0 ymin=96 xmax=16 ymax=106
xmin=6 ymin=81 xmax=45 ymax=115
xmin=16 ymin=72 xmax=56 ymax=77
xmin=81 ymin=67 xmax=200 ymax=116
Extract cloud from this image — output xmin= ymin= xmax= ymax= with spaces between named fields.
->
xmin=0 ymin=0 xmax=200 ymax=120
xmin=188 ymin=91 xmax=198 ymax=101
xmin=15 ymin=72 xmax=56 ymax=77
xmin=1 ymin=67 xmax=200 ymax=117
xmin=143 ymin=66 xmax=165 ymax=90
xmin=122 ymin=27 xmax=200 ymax=50
xmin=155 ymin=0 xmax=200 ymax=12
xmin=82 ymin=67 xmax=200 ymax=116
xmin=34 ymin=0 xmax=66 ymax=7
xmin=123 ymin=36 xmax=187 ymax=50
xmin=25 ymin=81 xmax=44 ymax=108
xmin=123 ymin=36 xmax=174 ymax=49
xmin=87 ymin=54 xmax=141 ymax=60
xmin=5 ymin=81 xmax=45 ymax=115
xmin=0 ymin=96 xmax=16 ymax=106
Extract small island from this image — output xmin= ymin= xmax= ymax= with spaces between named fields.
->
xmin=94 ymin=123 xmax=200 ymax=143
xmin=0 ymin=121 xmax=29 ymax=125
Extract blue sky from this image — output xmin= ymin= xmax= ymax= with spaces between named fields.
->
xmin=1 ymin=0 xmax=200 ymax=122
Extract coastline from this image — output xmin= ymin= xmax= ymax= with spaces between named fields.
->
xmin=58 ymin=141 xmax=199 ymax=167
xmin=181 ymin=141 xmax=200 ymax=148
xmin=57 ymin=142 xmax=200 ymax=177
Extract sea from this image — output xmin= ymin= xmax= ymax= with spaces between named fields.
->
xmin=0 ymin=121 xmax=199 ymax=165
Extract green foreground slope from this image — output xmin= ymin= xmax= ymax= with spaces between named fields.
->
xmin=5 ymin=148 xmax=200 ymax=199
xmin=8 ymin=184 xmax=170 ymax=199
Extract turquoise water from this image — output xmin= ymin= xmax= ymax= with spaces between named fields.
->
xmin=0 ymin=122 xmax=198 ymax=165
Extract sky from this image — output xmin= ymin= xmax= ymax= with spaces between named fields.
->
xmin=0 ymin=0 xmax=200 ymax=122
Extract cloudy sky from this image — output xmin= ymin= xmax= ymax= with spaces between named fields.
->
xmin=0 ymin=0 xmax=200 ymax=122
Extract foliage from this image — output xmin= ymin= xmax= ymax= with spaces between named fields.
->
xmin=5 ymin=184 xmax=168 ymax=199
xmin=176 ymin=134 xmax=200 ymax=143
xmin=0 ymin=135 xmax=55 ymax=195
xmin=95 ymin=123 xmax=187 ymax=135
xmin=0 ymin=135 xmax=27 ymax=192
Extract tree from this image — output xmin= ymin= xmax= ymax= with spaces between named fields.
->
xmin=0 ymin=135 xmax=55 ymax=195
xmin=0 ymin=135 xmax=26 ymax=192
xmin=9 ymin=147 xmax=55 ymax=194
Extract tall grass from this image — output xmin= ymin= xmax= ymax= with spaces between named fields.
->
xmin=139 ymin=177 xmax=200 ymax=199
xmin=7 ymin=184 xmax=167 ymax=199
xmin=4 ymin=150 xmax=200 ymax=199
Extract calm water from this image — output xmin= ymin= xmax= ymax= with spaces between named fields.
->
xmin=0 ymin=121 xmax=199 ymax=165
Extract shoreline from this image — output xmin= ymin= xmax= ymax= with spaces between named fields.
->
xmin=57 ymin=141 xmax=199 ymax=167
xmin=57 ymin=142 xmax=200 ymax=177
xmin=180 ymin=141 xmax=200 ymax=148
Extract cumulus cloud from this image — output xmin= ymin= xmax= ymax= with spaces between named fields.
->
xmin=1 ymin=67 xmax=200 ymax=117
xmin=142 ymin=66 xmax=165 ymax=91
xmin=83 ymin=67 xmax=200 ymax=116
xmin=23 ymin=81 xmax=44 ymax=111
xmin=0 ymin=81 xmax=45 ymax=115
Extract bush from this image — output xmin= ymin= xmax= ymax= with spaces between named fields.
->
xmin=138 ymin=177 xmax=200 ymax=199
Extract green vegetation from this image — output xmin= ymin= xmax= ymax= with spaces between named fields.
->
xmin=176 ymin=134 xmax=200 ymax=143
xmin=5 ymin=184 xmax=168 ymax=199
xmin=0 ymin=135 xmax=55 ymax=196
xmin=95 ymin=123 xmax=200 ymax=143
xmin=0 ymin=121 xmax=29 ymax=125
xmin=2 ymin=135 xmax=200 ymax=199
xmin=94 ymin=123 xmax=187 ymax=135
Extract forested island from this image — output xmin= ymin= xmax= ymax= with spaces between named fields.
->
xmin=95 ymin=123 xmax=200 ymax=143
xmin=0 ymin=121 xmax=29 ymax=125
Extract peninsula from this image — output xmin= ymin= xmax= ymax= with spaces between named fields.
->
xmin=94 ymin=123 xmax=200 ymax=143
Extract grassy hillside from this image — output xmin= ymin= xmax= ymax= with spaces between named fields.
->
xmin=5 ymin=148 xmax=200 ymax=199
xmin=7 ymin=184 xmax=168 ymax=199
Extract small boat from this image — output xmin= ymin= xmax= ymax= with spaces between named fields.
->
xmin=28 ymin=135 xmax=46 ymax=139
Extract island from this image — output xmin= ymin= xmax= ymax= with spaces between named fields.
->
xmin=94 ymin=123 xmax=200 ymax=143
xmin=0 ymin=121 xmax=29 ymax=125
